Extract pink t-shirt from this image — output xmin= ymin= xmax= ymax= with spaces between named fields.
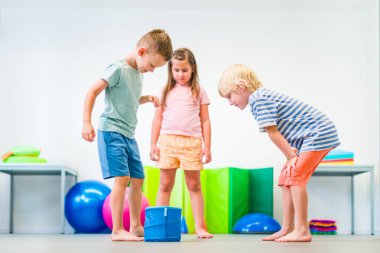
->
xmin=160 ymin=84 xmax=210 ymax=138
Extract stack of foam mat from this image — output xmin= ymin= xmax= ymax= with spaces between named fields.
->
xmin=2 ymin=145 xmax=47 ymax=163
xmin=309 ymin=219 xmax=337 ymax=235
xmin=320 ymin=150 xmax=354 ymax=165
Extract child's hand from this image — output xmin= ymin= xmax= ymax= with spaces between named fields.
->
xmin=282 ymin=156 xmax=298 ymax=177
xmin=82 ymin=122 xmax=96 ymax=142
xmin=150 ymin=145 xmax=160 ymax=161
xmin=149 ymin=96 xmax=160 ymax=107
xmin=201 ymin=148 xmax=212 ymax=164
xmin=281 ymin=148 xmax=298 ymax=176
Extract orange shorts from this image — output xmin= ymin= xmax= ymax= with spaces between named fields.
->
xmin=278 ymin=148 xmax=333 ymax=187
xmin=157 ymin=134 xmax=203 ymax=170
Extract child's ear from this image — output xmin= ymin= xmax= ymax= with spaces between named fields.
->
xmin=137 ymin=47 xmax=147 ymax=56
xmin=237 ymin=81 xmax=246 ymax=92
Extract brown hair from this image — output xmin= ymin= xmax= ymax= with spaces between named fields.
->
xmin=161 ymin=48 xmax=200 ymax=107
xmin=137 ymin=29 xmax=173 ymax=61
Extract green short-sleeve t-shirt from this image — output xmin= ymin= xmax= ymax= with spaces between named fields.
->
xmin=98 ymin=59 xmax=143 ymax=139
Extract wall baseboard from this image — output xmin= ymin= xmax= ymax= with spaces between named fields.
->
xmin=0 ymin=228 xmax=9 ymax=233
xmin=337 ymin=229 xmax=380 ymax=235
xmin=0 ymin=227 xmax=63 ymax=234
xmin=0 ymin=227 xmax=379 ymax=235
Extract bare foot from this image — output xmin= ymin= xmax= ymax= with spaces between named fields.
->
xmin=196 ymin=228 xmax=213 ymax=239
xmin=111 ymin=230 xmax=144 ymax=242
xmin=130 ymin=225 xmax=144 ymax=237
xmin=262 ymin=229 xmax=292 ymax=241
xmin=274 ymin=230 xmax=312 ymax=242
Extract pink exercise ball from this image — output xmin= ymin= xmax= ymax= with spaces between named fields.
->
xmin=102 ymin=188 xmax=150 ymax=231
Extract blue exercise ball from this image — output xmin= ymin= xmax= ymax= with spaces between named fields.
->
xmin=65 ymin=180 xmax=111 ymax=233
xmin=233 ymin=213 xmax=281 ymax=234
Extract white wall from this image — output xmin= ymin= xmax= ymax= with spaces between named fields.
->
xmin=0 ymin=1 xmax=378 ymax=234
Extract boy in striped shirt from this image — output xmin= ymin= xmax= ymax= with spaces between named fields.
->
xmin=218 ymin=64 xmax=340 ymax=242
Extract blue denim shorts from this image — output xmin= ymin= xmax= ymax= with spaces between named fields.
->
xmin=97 ymin=130 xmax=144 ymax=179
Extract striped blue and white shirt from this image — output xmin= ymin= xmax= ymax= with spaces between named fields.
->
xmin=249 ymin=88 xmax=340 ymax=153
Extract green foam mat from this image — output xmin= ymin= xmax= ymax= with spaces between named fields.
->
xmin=142 ymin=166 xmax=273 ymax=234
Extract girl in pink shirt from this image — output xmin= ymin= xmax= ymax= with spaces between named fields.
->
xmin=150 ymin=48 xmax=212 ymax=239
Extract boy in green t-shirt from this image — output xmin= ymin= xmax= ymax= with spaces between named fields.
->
xmin=82 ymin=29 xmax=173 ymax=241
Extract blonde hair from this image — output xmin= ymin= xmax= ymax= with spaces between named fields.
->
xmin=137 ymin=29 xmax=173 ymax=61
xmin=218 ymin=64 xmax=262 ymax=97
xmin=161 ymin=48 xmax=200 ymax=107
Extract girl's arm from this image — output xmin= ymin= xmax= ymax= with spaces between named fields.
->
xmin=150 ymin=106 xmax=164 ymax=161
xmin=200 ymin=104 xmax=212 ymax=164
xmin=82 ymin=79 xmax=108 ymax=142
xmin=140 ymin=95 xmax=160 ymax=107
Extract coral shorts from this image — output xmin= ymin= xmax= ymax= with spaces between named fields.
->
xmin=278 ymin=148 xmax=333 ymax=187
xmin=157 ymin=134 xmax=203 ymax=170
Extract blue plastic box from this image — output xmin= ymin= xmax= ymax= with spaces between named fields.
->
xmin=144 ymin=206 xmax=182 ymax=242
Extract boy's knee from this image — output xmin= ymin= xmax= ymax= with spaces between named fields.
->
xmin=130 ymin=178 xmax=144 ymax=188
xmin=115 ymin=176 xmax=130 ymax=187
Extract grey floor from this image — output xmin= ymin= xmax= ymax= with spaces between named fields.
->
xmin=0 ymin=234 xmax=379 ymax=253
